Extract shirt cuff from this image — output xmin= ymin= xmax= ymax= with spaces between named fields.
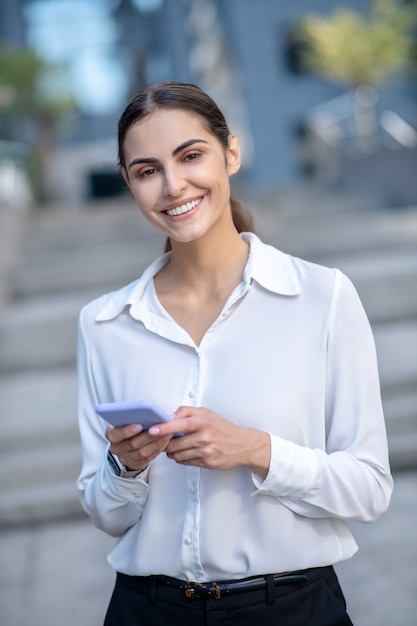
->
xmin=252 ymin=434 xmax=320 ymax=499
xmin=102 ymin=445 xmax=149 ymax=497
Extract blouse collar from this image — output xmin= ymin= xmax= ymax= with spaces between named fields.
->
xmin=96 ymin=233 xmax=300 ymax=322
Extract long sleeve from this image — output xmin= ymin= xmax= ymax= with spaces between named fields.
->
xmin=254 ymin=270 xmax=393 ymax=522
xmin=76 ymin=306 xmax=150 ymax=537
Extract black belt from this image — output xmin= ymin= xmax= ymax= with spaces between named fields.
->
xmin=158 ymin=572 xmax=308 ymax=599
xmin=119 ymin=568 xmax=336 ymax=602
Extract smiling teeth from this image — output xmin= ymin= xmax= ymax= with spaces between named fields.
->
xmin=166 ymin=198 xmax=202 ymax=216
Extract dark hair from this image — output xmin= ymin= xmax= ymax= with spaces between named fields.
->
xmin=118 ymin=81 xmax=255 ymax=249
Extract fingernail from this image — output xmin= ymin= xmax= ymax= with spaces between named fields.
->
xmin=148 ymin=426 xmax=160 ymax=435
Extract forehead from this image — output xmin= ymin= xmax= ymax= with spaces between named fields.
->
xmin=123 ymin=108 xmax=215 ymax=156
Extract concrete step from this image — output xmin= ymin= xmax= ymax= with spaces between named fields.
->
xmin=259 ymin=205 xmax=417 ymax=263
xmin=373 ymin=321 xmax=417 ymax=391
xmin=0 ymin=369 xmax=78 ymax=451
xmin=0 ymin=191 xmax=416 ymax=527
xmin=387 ymin=431 xmax=417 ymax=471
xmin=235 ymin=184 xmax=385 ymax=218
xmin=21 ymin=198 xmax=157 ymax=254
xmin=0 ymin=481 xmax=83 ymax=527
xmin=11 ymin=239 xmax=162 ymax=299
xmin=383 ymin=390 xmax=417 ymax=470
xmin=328 ymin=249 xmax=417 ymax=324
xmin=0 ymin=442 xmax=81 ymax=490
xmin=10 ymin=200 xmax=163 ymax=299
xmin=0 ymin=368 xmax=83 ymax=526
xmin=0 ymin=206 xmax=26 ymax=309
xmin=0 ymin=295 xmax=81 ymax=374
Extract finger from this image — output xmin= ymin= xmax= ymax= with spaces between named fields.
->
xmin=106 ymin=423 xmax=144 ymax=443
xmin=113 ymin=436 xmax=171 ymax=469
xmin=105 ymin=424 xmax=115 ymax=440
xmin=166 ymin=447 xmax=206 ymax=467
xmin=111 ymin=429 xmax=164 ymax=456
xmin=148 ymin=417 xmax=193 ymax=438
xmin=173 ymin=406 xmax=203 ymax=419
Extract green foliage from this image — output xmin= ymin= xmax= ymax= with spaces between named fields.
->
xmin=297 ymin=0 xmax=417 ymax=87
xmin=0 ymin=46 xmax=76 ymax=203
xmin=0 ymin=45 xmax=75 ymax=137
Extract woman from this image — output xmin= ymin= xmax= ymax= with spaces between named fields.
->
xmin=77 ymin=82 xmax=393 ymax=625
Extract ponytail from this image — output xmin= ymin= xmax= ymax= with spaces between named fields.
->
xmin=163 ymin=195 xmax=256 ymax=252
xmin=230 ymin=195 xmax=255 ymax=234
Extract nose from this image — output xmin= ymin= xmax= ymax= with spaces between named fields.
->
xmin=163 ymin=165 xmax=186 ymax=198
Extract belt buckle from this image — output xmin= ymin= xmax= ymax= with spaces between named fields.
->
xmin=184 ymin=581 xmax=221 ymax=600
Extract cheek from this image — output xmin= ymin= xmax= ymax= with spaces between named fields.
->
xmin=130 ymin=181 xmax=159 ymax=208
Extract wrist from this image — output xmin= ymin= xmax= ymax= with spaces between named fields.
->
xmin=245 ymin=429 xmax=271 ymax=479
xmin=107 ymin=451 xmax=149 ymax=479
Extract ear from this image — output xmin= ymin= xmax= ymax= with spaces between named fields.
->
xmin=226 ymin=134 xmax=241 ymax=176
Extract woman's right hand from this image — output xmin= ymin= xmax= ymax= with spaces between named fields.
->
xmin=106 ymin=424 xmax=172 ymax=471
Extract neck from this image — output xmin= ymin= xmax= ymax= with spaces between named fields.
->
xmin=160 ymin=220 xmax=249 ymax=293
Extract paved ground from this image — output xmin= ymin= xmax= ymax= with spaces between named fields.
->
xmin=0 ymin=185 xmax=416 ymax=625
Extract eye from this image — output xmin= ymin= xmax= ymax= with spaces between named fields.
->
xmin=138 ymin=167 xmax=158 ymax=178
xmin=183 ymin=152 xmax=201 ymax=162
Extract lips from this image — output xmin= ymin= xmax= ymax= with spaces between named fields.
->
xmin=164 ymin=197 xmax=202 ymax=217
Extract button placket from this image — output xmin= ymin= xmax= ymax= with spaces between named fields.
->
xmin=181 ymin=466 xmax=203 ymax=577
xmin=186 ymin=347 xmax=201 ymax=406
xmin=181 ymin=350 xmax=205 ymax=578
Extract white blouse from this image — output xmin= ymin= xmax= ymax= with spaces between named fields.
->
xmin=77 ymin=233 xmax=393 ymax=581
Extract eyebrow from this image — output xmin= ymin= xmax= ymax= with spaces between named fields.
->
xmin=127 ymin=138 xmax=209 ymax=170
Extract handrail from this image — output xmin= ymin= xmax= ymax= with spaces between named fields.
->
xmin=380 ymin=110 xmax=417 ymax=148
xmin=304 ymin=88 xmax=417 ymax=152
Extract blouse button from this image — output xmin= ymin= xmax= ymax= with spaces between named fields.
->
xmin=185 ymin=536 xmax=192 ymax=545
xmin=188 ymin=390 xmax=195 ymax=398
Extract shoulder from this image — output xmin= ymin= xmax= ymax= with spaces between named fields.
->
xmin=289 ymin=254 xmax=359 ymax=307
xmin=249 ymin=232 xmax=347 ymax=300
xmin=78 ymin=278 xmax=141 ymax=327
xmin=246 ymin=232 xmax=347 ymax=296
xmin=79 ymin=251 xmax=171 ymax=325
xmin=290 ymin=254 xmax=340 ymax=288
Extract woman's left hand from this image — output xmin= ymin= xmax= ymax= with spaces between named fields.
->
xmin=149 ymin=406 xmax=271 ymax=479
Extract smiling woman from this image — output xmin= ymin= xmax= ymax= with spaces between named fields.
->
xmin=120 ymin=107 xmax=242 ymax=254
xmin=118 ymin=82 xmax=254 ymax=252
xmin=76 ymin=81 xmax=392 ymax=626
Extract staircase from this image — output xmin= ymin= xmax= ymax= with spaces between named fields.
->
xmin=0 ymin=187 xmax=416 ymax=526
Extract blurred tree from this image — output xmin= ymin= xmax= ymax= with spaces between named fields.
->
xmin=296 ymin=0 xmax=417 ymax=152
xmin=297 ymin=0 xmax=416 ymax=88
xmin=0 ymin=45 xmax=75 ymax=204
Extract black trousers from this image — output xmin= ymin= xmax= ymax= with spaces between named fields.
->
xmin=104 ymin=566 xmax=354 ymax=625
